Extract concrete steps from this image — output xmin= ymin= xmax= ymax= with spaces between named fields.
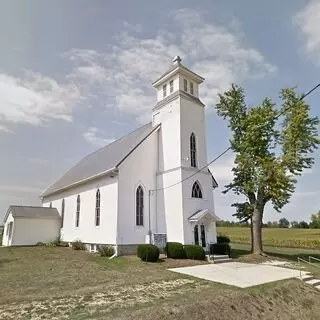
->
xmin=206 ymin=254 xmax=232 ymax=264
xmin=300 ymin=273 xmax=320 ymax=290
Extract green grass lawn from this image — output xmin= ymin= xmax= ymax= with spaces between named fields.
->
xmin=218 ymin=227 xmax=320 ymax=249
xmin=231 ymin=243 xmax=320 ymax=277
xmin=0 ymin=246 xmax=320 ymax=320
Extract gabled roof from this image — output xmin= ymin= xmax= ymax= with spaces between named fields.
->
xmin=4 ymin=205 xmax=60 ymax=223
xmin=42 ymin=123 xmax=160 ymax=197
xmin=188 ymin=209 xmax=220 ymax=223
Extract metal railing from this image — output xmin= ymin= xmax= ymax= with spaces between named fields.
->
xmin=297 ymin=256 xmax=320 ymax=280
xmin=309 ymin=256 xmax=320 ymax=264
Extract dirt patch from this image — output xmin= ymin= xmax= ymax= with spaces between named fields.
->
xmin=0 ymin=278 xmax=208 ymax=320
xmin=111 ymin=280 xmax=320 ymax=320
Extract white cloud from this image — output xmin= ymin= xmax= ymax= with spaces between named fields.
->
xmin=0 ymin=71 xmax=82 ymax=131
xmin=294 ymin=1 xmax=320 ymax=64
xmin=83 ymin=127 xmax=115 ymax=147
xmin=0 ymin=124 xmax=13 ymax=133
xmin=65 ymin=8 xmax=276 ymax=123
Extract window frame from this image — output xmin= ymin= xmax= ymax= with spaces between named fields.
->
xmin=61 ymin=199 xmax=65 ymax=228
xmin=194 ymin=225 xmax=199 ymax=245
xmin=75 ymin=195 xmax=80 ymax=227
xmin=135 ymin=185 xmax=144 ymax=226
xmin=191 ymin=181 xmax=203 ymax=199
xmin=169 ymin=80 xmax=174 ymax=93
xmin=184 ymin=78 xmax=188 ymax=92
xmin=190 ymin=133 xmax=197 ymax=168
xmin=190 ymin=82 xmax=194 ymax=95
xmin=95 ymin=189 xmax=101 ymax=227
xmin=163 ymin=84 xmax=167 ymax=98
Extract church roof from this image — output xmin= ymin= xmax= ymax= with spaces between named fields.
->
xmin=4 ymin=205 xmax=60 ymax=223
xmin=188 ymin=209 xmax=220 ymax=223
xmin=42 ymin=123 xmax=160 ymax=197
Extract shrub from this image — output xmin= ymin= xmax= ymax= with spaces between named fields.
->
xmin=36 ymin=242 xmax=46 ymax=246
xmin=72 ymin=240 xmax=86 ymax=251
xmin=217 ymin=235 xmax=230 ymax=244
xmin=183 ymin=245 xmax=205 ymax=260
xmin=165 ymin=242 xmax=186 ymax=259
xmin=98 ymin=245 xmax=115 ymax=257
xmin=51 ymin=236 xmax=62 ymax=246
xmin=59 ymin=241 xmax=69 ymax=247
xmin=137 ymin=244 xmax=160 ymax=262
xmin=210 ymin=243 xmax=231 ymax=256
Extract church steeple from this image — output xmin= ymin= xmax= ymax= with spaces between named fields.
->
xmin=152 ymin=56 xmax=204 ymax=104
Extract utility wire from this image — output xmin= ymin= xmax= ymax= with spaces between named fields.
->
xmin=150 ymin=82 xmax=320 ymax=193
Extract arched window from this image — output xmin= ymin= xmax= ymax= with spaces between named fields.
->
xmin=192 ymin=181 xmax=203 ymax=198
xmin=194 ymin=225 xmax=199 ymax=245
xmin=95 ymin=189 xmax=101 ymax=226
xmin=61 ymin=199 xmax=65 ymax=228
xmin=200 ymin=224 xmax=206 ymax=247
xmin=190 ymin=133 xmax=197 ymax=168
xmin=75 ymin=195 xmax=80 ymax=227
xmin=136 ymin=185 xmax=144 ymax=226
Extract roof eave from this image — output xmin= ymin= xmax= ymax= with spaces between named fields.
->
xmin=152 ymin=65 xmax=204 ymax=88
xmin=41 ymin=167 xmax=118 ymax=198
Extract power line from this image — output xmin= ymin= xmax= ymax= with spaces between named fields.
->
xmin=151 ymin=82 xmax=320 ymax=193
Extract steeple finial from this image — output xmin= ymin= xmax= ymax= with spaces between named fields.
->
xmin=173 ymin=56 xmax=182 ymax=64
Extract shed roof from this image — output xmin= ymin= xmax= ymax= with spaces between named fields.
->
xmin=4 ymin=205 xmax=60 ymax=223
xmin=42 ymin=122 xmax=160 ymax=197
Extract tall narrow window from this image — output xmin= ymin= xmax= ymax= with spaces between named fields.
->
xmin=75 ymin=195 xmax=80 ymax=227
xmin=190 ymin=133 xmax=197 ymax=167
xmin=200 ymin=224 xmax=206 ymax=247
xmin=184 ymin=78 xmax=188 ymax=92
xmin=194 ymin=225 xmax=199 ymax=245
xmin=192 ymin=181 xmax=203 ymax=198
xmin=170 ymin=80 xmax=174 ymax=93
xmin=95 ymin=189 xmax=101 ymax=226
xmin=49 ymin=202 xmax=52 ymax=208
xmin=190 ymin=82 xmax=194 ymax=95
xmin=61 ymin=199 xmax=65 ymax=228
xmin=136 ymin=185 xmax=144 ymax=226
xmin=163 ymin=84 xmax=167 ymax=98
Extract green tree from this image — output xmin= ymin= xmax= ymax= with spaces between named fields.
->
xmin=215 ymin=85 xmax=319 ymax=255
xmin=309 ymin=211 xmax=320 ymax=228
xmin=279 ymin=218 xmax=290 ymax=228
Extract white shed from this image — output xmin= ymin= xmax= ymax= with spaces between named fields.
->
xmin=2 ymin=205 xmax=61 ymax=246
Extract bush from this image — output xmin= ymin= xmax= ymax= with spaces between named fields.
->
xmin=72 ymin=240 xmax=86 ymax=251
xmin=59 ymin=241 xmax=69 ymax=247
xmin=165 ymin=242 xmax=186 ymax=259
xmin=51 ymin=236 xmax=62 ymax=246
xmin=217 ymin=235 xmax=230 ymax=244
xmin=98 ymin=245 xmax=115 ymax=257
xmin=137 ymin=244 xmax=160 ymax=262
xmin=36 ymin=242 xmax=46 ymax=246
xmin=210 ymin=243 xmax=231 ymax=256
xmin=183 ymin=245 xmax=205 ymax=260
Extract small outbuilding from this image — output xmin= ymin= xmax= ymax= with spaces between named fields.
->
xmin=2 ymin=205 xmax=61 ymax=246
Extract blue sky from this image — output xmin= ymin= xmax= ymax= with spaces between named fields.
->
xmin=0 ymin=0 xmax=319 ymax=222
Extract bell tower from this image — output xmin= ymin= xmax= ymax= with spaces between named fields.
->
xmin=152 ymin=57 xmax=215 ymax=245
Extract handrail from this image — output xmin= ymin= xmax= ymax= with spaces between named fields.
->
xmin=297 ymin=257 xmax=310 ymax=279
xmin=309 ymin=256 xmax=320 ymax=264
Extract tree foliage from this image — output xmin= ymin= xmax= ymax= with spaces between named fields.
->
xmin=310 ymin=211 xmax=320 ymax=229
xmin=215 ymin=85 xmax=319 ymax=253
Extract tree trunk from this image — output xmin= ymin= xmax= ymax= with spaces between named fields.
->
xmin=251 ymin=206 xmax=264 ymax=255
xmin=250 ymin=217 xmax=254 ymax=253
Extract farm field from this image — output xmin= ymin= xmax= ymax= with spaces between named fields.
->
xmin=217 ymin=227 xmax=320 ymax=249
xmin=0 ymin=246 xmax=320 ymax=319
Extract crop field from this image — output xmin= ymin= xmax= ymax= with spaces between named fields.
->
xmin=217 ymin=227 xmax=320 ymax=249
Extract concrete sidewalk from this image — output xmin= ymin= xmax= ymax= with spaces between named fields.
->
xmin=169 ymin=262 xmax=307 ymax=288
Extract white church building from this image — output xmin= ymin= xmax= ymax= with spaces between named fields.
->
xmin=3 ymin=57 xmax=219 ymax=254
